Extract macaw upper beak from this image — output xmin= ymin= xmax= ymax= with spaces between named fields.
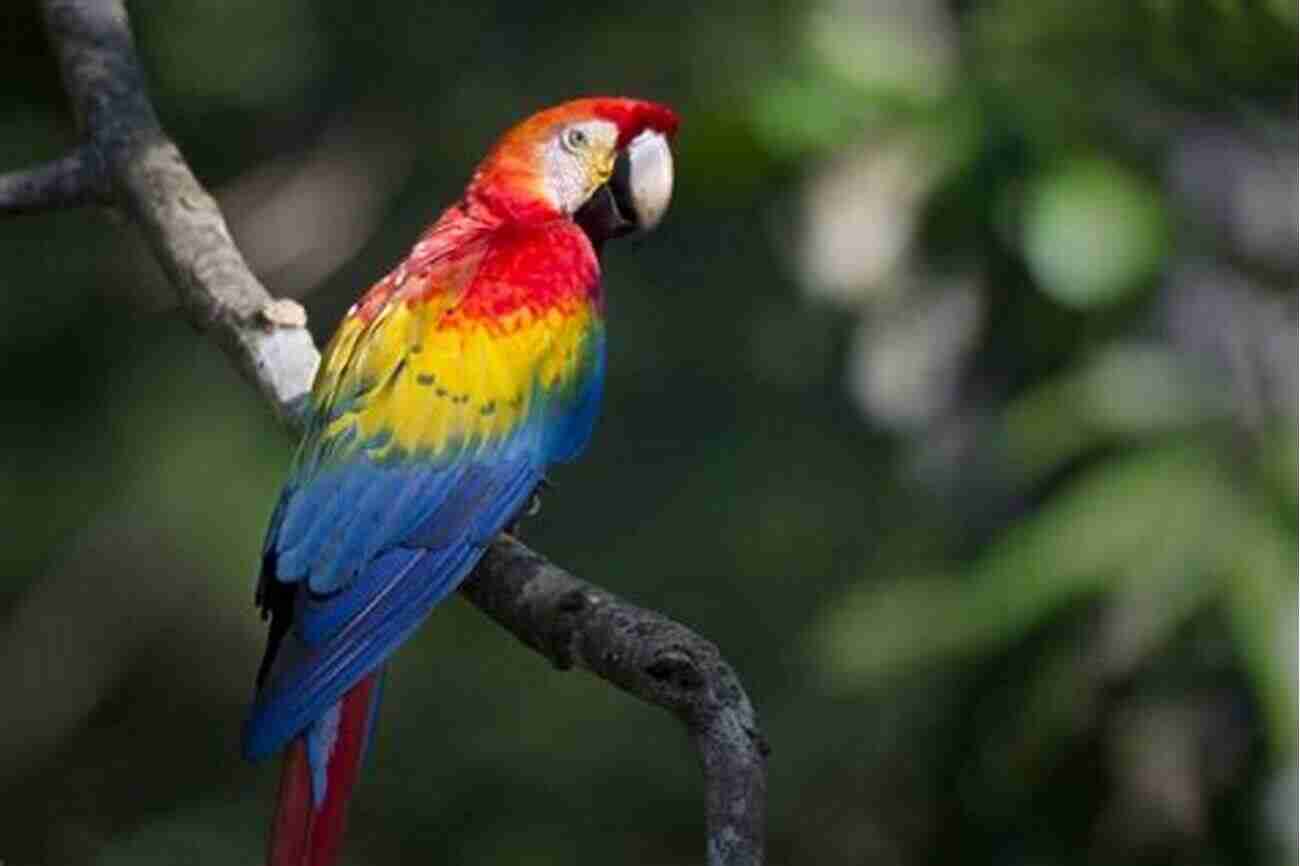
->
xmin=575 ymin=130 xmax=674 ymax=245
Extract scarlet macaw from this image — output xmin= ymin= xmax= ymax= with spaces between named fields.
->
xmin=242 ymin=97 xmax=679 ymax=866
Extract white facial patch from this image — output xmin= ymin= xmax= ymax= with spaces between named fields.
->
xmin=541 ymin=119 xmax=620 ymax=215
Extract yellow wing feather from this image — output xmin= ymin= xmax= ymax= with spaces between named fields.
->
xmin=313 ymin=289 xmax=596 ymax=464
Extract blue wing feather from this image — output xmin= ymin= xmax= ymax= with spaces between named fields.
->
xmin=243 ymin=441 xmax=547 ymax=759
xmin=245 ymin=543 xmax=475 ymax=760
xmin=545 ymin=327 xmax=606 ymax=463
xmin=244 ymin=291 xmax=605 ymax=762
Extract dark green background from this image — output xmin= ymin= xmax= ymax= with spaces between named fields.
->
xmin=1 ymin=2 xmax=1294 ymax=864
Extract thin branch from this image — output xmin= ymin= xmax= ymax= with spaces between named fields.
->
xmin=0 ymin=145 xmax=106 ymax=214
xmin=15 ymin=2 xmax=768 ymax=864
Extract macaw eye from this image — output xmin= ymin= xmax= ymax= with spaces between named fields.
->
xmin=562 ymin=127 xmax=588 ymax=152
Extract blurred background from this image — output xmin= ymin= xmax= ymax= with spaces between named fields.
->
xmin=0 ymin=1 xmax=1295 ymax=864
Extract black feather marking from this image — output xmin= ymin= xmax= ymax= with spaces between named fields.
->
xmin=254 ymin=550 xmax=297 ymax=691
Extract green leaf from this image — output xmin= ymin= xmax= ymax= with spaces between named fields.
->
xmin=811 ymin=443 xmax=1232 ymax=687
xmin=1216 ymin=495 xmax=1298 ymax=758
xmin=1022 ymin=159 xmax=1168 ymax=309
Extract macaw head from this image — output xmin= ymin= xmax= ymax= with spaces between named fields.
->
xmin=466 ymin=97 xmax=679 ymax=242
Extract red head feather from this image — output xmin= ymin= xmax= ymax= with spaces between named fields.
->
xmin=466 ymin=97 xmax=679 ymax=223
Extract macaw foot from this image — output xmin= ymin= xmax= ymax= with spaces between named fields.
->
xmin=506 ymin=476 xmax=554 ymax=536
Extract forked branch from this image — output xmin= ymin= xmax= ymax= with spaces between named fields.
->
xmin=1 ymin=2 xmax=767 ymax=864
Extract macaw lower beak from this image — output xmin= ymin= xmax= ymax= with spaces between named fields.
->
xmin=575 ymin=130 xmax=674 ymax=245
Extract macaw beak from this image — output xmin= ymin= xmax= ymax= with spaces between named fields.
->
xmin=575 ymin=130 xmax=674 ymax=244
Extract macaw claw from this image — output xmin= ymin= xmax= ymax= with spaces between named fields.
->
xmin=506 ymin=476 xmax=553 ymax=535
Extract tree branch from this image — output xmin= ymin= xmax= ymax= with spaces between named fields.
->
xmin=41 ymin=0 xmax=320 ymax=426
xmin=466 ymin=538 xmax=768 ymax=865
xmin=10 ymin=1 xmax=768 ymax=863
xmin=0 ymin=145 xmax=106 ymax=214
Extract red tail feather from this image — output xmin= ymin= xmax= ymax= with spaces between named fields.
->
xmin=267 ymin=672 xmax=381 ymax=866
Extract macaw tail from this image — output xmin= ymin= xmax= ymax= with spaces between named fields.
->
xmin=267 ymin=669 xmax=384 ymax=866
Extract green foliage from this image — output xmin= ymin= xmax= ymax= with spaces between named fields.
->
xmin=1021 ymin=159 xmax=1168 ymax=309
